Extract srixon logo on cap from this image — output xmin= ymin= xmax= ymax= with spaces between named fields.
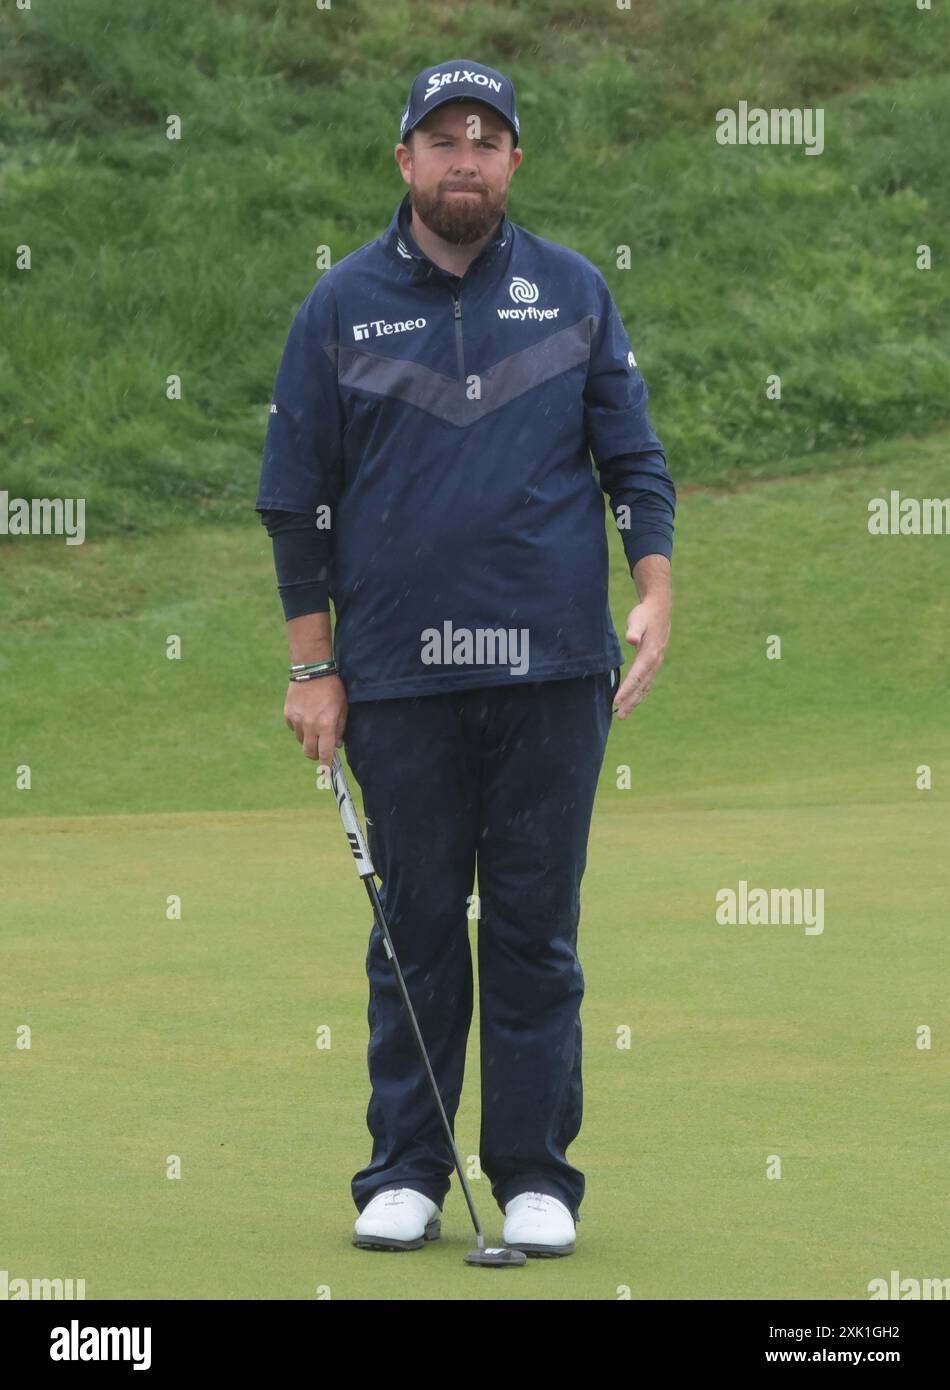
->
xmin=424 ymin=69 xmax=503 ymax=101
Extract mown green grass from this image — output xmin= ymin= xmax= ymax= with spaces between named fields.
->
xmin=2 ymin=443 xmax=948 ymax=821
xmin=2 ymin=712 xmax=948 ymax=1299
xmin=2 ymin=0 xmax=949 ymax=1302
xmin=3 ymin=456 xmax=949 ymax=1299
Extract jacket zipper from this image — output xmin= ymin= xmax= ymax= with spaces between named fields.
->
xmin=452 ymin=291 xmax=464 ymax=382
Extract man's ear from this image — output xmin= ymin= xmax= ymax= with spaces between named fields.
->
xmin=395 ymin=142 xmax=413 ymax=182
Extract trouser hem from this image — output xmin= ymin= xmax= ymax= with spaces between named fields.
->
xmin=495 ymin=1177 xmax=582 ymax=1224
xmin=354 ymin=1182 xmax=447 ymax=1215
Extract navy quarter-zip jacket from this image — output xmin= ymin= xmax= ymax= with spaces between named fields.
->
xmin=256 ymin=192 xmax=676 ymax=702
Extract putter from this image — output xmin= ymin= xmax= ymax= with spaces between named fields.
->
xmin=328 ymin=750 xmax=526 ymax=1269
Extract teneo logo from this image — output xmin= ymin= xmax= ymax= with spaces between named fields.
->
xmin=868 ymin=490 xmax=950 ymax=535
xmin=424 ymin=69 xmax=502 ymax=102
xmin=420 ymin=621 xmax=530 ymax=677
xmin=716 ymin=101 xmax=824 ymax=156
xmin=0 ymin=491 xmax=85 ymax=545
xmin=1 ymin=1269 xmax=85 ymax=1300
xmin=353 ymin=317 xmax=426 ymax=342
xmin=868 ymin=1270 xmax=950 ymax=1300
xmin=50 ymin=1320 xmax=151 ymax=1370
xmin=715 ymin=880 xmax=824 ymax=935
xmin=497 ymin=278 xmax=560 ymax=322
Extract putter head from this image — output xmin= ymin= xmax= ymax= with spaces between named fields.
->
xmin=464 ymin=1246 xmax=527 ymax=1268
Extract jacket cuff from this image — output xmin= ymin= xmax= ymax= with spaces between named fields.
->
xmin=622 ymin=530 xmax=673 ymax=571
xmin=279 ymin=580 xmax=331 ymax=620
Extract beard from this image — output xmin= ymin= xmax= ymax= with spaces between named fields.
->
xmin=410 ymin=179 xmax=508 ymax=245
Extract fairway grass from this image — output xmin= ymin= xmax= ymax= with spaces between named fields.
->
xmin=2 ymin=796 xmax=948 ymax=1301
xmin=4 ymin=0 xmax=949 ymax=1305
xmin=2 ymin=454 xmax=949 ymax=1299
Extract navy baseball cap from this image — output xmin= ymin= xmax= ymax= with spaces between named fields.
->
xmin=399 ymin=59 xmax=520 ymax=147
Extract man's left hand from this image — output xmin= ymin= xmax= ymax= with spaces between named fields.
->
xmin=614 ymin=555 xmax=673 ymax=718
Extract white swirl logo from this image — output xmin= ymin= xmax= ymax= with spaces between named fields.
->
xmin=508 ymin=277 xmax=539 ymax=304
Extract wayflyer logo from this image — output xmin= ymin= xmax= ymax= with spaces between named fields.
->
xmin=497 ymin=277 xmax=560 ymax=322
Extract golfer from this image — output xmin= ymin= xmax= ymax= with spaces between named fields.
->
xmin=256 ymin=59 xmax=676 ymax=1257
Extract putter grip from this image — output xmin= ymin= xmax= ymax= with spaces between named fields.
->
xmin=330 ymin=752 xmax=376 ymax=878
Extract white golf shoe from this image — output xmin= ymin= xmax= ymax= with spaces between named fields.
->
xmin=503 ymin=1191 xmax=576 ymax=1257
xmin=352 ymin=1187 xmax=441 ymax=1252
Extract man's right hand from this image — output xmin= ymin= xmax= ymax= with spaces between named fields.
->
xmin=284 ymin=674 xmax=348 ymax=770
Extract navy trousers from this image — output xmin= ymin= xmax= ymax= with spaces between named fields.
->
xmin=344 ymin=667 xmax=618 ymax=1223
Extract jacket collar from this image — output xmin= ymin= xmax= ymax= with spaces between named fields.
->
xmin=382 ymin=190 xmax=512 ymax=284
